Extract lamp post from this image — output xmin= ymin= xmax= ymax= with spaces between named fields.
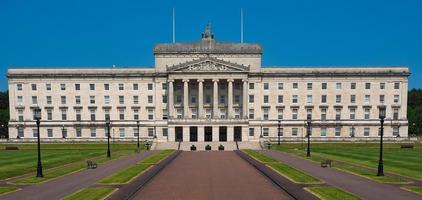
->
xmin=106 ymin=118 xmax=111 ymax=158
xmin=377 ymin=105 xmax=386 ymax=176
xmin=277 ymin=120 xmax=281 ymax=145
xmin=306 ymin=115 xmax=312 ymax=157
xmin=136 ymin=120 xmax=140 ymax=149
xmin=34 ymin=107 xmax=43 ymax=177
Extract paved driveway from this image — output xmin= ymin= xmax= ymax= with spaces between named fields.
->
xmin=132 ymin=151 xmax=291 ymax=200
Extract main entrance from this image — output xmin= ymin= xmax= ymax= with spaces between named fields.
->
xmin=190 ymin=127 xmax=198 ymax=142
xmin=234 ymin=126 xmax=242 ymax=141
xmin=219 ymin=127 xmax=227 ymax=142
xmin=204 ymin=127 xmax=212 ymax=142
xmin=175 ymin=127 xmax=183 ymax=141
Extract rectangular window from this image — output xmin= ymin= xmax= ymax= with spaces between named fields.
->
xmin=119 ymin=83 xmax=124 ymax=90
xmin=234 ymin=95 xmax=240 ymax=104
xmin=264 ymin=95 xmax=269 ymax=103
xmin=249 ymin=95 xmax=254 ymax=103
xmin=205 ymin=108 xmax=212 ymax=119
xmin=350 ymin=108 xmax=356 ymax=120
xmin=394 ymin=95 xmax=400 ymax=103
xmin=32 ymin=96 xmax=38 ymax=104
xmin=277 ymin=127 xmax=283 ymax=136
xmin=76 ymin=128 xmax=82 ymax=137
xmin=292 ymin=83 xmax=298 ymax=89
xmin=148 ymin=128 xmax=154 ymax=137
xmin=263 ymin=128 xmax=269 ymax=136
xmin=74 ymin=83 xmax=80 ymax=90
xmin=292 ymin=95 xmax=298 ymax=103
xmin=119 ymin=96 xmax=124 ymax=104
xmin=278 ymin=95 xmax=283 ymax=103
xmin=119 ymin=128 xmax=125 ymax=137
xmin=31 ymin=84 xmax=37 ymax=91
xmin=249 ymin=128 xmax=254 ymax=136
xmin=278 ymin=108 xmax=283 ymax=119
xmin=47 ymin=109 xmax=52 ymax=120
xmin=364 ymin=95 xmax=370 ymax=104
xmin=162 ymin=95 xmax=168 ymax=103
xmin=393 ymin=108 xmax=399 ymax=120
xmin=394 ymin=82 xmax=400 ymax=89
xmin=119 ymin=109 xmax=125 ymax=120
xmin=220 ymin=108 xmax=226 ymax=119
xmin=249 ymin=109 xmax=254 ymax=119
xmin=379 ymin=95 xmax=385 ymax=104
xmin=249 ymin=83 xmax=254 ymax=89
xmin=104 ymin=109 xmax=110 ymax=121
xmin=148 ymin=95 xmax=153 ymax=104
xmin=46 ymin=96 xmax=52 ymax=104
xmin=263 ymin=108 xmax=269 ymax=120
xmin=306 ymin=95 xmax=312 ymax=104
xmin=17 ymin=96 xmax=23 ymax=104
xmin=205 ymin=95 xmax=211 ymax=104
xmin=148 ymin=83 xmax=153 ymax=90
xmin=351 ymin=83 xmax=356 ymax=90
xmin=380 ymin=82 xmax=385 ymax=90
xmin=133 ymin=83 xmax=139 ymax=90
xmin=336 ymin=95 xmax=341 ymax=103
xmin=191 ymin=96 xmax=197 ymax=104
xmin=335 ymin=109 xmax=341 ymax=120
xmin=89 ymin=84 xmax=95 ymax=90
xmin=133 ymin=127 xmax=139 ymax=137
xmin=163 ymin=128 xmax=168 ymax=137
xmin=307 ymin=109 xmax=312 ymax=119
xmin=17 ymin=127 xmax=24 ymax=138
xmin=336 ymin=83 xmax=342 ymax=90
xmin=320 ymin=128 xmax=327 ymax=137
xmin=263 ymin=83 xmax=269 ymax=90
xmin=393 ymin=127 xmax=400 ymax=136
xmin=17 ymin=83 xmax=22 ymax=91
xmin=307 ymin=83 xmax=312 ymax=90
xmin=62 ymin=128 xmax=68 ymax=138
xmin=60 ymin=84 xmax=66 ymax=91
xmin=148 ymin=109 xmax=154 ymax=120
xmin=61 ymin=96 xmax=66 ymax=104
xmin=61 ymin=109 xmax=67 ymax=120
xmin=162 ymin=83 xmax=167 ymax=90
xmin=90 ymin=96 xmax=95 ymax=104
xmin=18 ymin=109 xmax=24 ymax=121
xmin=322 ymin=83 xmax=327 ymax=90
xmin=278 ymin=83 xmax=283 ymax=90
xmin=89 ymin=128 xmax=96 ymax=137
xmin=75 ymin=96 xmax=81 ymax=104
xmin=335 ymin=127 xmax=341 ymax=137
xmin=321 ymin=108 xmax=327 ymax=121
xmin=365 ymin=83 xmax=371 ymax=90
xmin=133 ymin=109 xmax=139 ymax=120
xmin=90 ymin=109 xmax=96 ymax=121
xmin=292 ymin=128 xmax=298 ymax=136
xmin=321 ymin=95 xmax=327 ymax=103
xmin=219 ymin=95 xmax=225 ymax=104
xmin=33 ymin=128 xmax=38 ymax=138
xmin=104 ymin=96 xmax=110 ymax=104
xmin=350 ymin=95 xmax=356 ymax=104
xmin=292 ymin=108 xmax=298 ymax=120
xmin=104 ymin=83 xmax=109 ymax=90
xmin=47 ymin=129 xmax=53 ymax=138
xmin=364 ymin=128 xmax=370 ymax=137
xmin=364 ymin=108 xmax=370 ymax=119
xmin=76 ymin=109 xmax=81 ymax=121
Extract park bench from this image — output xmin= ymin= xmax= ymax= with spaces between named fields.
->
xmin=400 ymin=144 xmax=414 ymax=149
xmin=4 ymin=146 xmax=19 ymax=150
xmin=321 ymin=159 xmax=332 ymax=168
xmin=86 ymin=160 xmax=97 ymax=169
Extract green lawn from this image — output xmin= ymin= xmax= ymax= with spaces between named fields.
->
xmin=0 ymin=187 xmax=18 ymax=196
xmin=403 ymin=186 xmax=422 ymax=195
xmin=98 ymin=150 xmax=175 ymax=184
xmin=272 ymin=143 xmax=422 ymax=180
xmin=243 ymin=149 xmax=321 ymax=184
xmin=61 ymin=187 xmax=116 ymax=200
xmin=0 ymin=143 xmax=143 ymax=180
xmin=306 ymin=186 xmax=361 ymax=200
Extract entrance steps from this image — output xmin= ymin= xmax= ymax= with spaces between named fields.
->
xmin=154 ymin=141 xmax=262 ymax=151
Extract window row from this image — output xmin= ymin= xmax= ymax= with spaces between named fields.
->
xmin=251 ymin=94 xmax=400 ymax=104
xmin=257 ymin=82 xmax=401 ymax=90
xmin=17 ymin=95 xmax=159 ymax=105
xmin=253 ymin=127 xmax=400 ymax=137
xmin=17 ymin=83 xmax=165 ymax=91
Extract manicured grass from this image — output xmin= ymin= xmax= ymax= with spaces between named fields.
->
xmin=61 ymin=187 xmax=116 ymax=200
xmin=98 ymin=150 xmax=175 ymax=184
xmin=272 ymin=143 xmax=422 ymax=180
xmin=0 ymin=143 xmax=143 ymax=180
xmin=139 ymin=149 xmax=175 ymax=164
xmin=97 ymin=164 xmax=151 ymax=184
xmin=243 ymin=149 xmax=320 ymax=184
xmin=306 ymin=186 xmax=361 ymax=200
xmin=403 ymin=186 xmax=422 ymax=195
xmin=0 ymin=187 xmax=19 ymax=196
xmin=267 ymin=162 xmax=321 ymax=184
xmin=242 ymin=149 xmax=278 ymax=163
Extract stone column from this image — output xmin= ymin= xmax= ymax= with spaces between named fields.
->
xmin=242 ymin=79 xmax=248 ymax=119
xmin=168 ymin=79 xmax=174 ymax=119
xmin=213 ymin=79 xmax=219 ymax=118
xmin=227 ymin=79 xmax=234 ymax=119
xmin=183 ymin=79 xmax=189 ymax=118
xmin=198 ymin=79 xmax=204 ymax=119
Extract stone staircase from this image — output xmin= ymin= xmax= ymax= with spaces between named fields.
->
xmin=154 ymin=141 xmax=262 ymax=151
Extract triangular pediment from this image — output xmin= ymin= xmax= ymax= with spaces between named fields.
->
xmin=166 ymin=57 xmax=249 ymax=72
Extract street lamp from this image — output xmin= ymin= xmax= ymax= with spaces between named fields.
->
xmin=106 ymin=118 xmax=111 ymax=158
xmin=377 ymin=105 xmax=386 ymax=176
xmin=136 ymin=120 xmax=140 ymax=149
xmin=277 ymin=120 xmax=281 ymax=145
xmin=306 ymin=115 xmax=312 ymax=157
xmin=34 ymin=107 xmax=43 ymax=177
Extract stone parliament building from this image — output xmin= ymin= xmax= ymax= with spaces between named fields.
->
xmin=7 ymin=26 xmax=409 ymax=144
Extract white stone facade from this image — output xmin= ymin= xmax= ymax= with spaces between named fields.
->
xmin=7 ymin=29 xmax=409 ymax=142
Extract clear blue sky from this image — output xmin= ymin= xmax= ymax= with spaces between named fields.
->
xmin=1 ymin=0 xmax=421 ymax=91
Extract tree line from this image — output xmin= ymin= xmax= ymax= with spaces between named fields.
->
xmin=0 ymin=89 xmax=421 ymax=138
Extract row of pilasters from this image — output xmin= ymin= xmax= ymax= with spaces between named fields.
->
xmin=168 ymin=78 xmax=248 ymax=119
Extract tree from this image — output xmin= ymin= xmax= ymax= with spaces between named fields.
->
xmin=408 ymin=89 xmax=422 ymax=136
